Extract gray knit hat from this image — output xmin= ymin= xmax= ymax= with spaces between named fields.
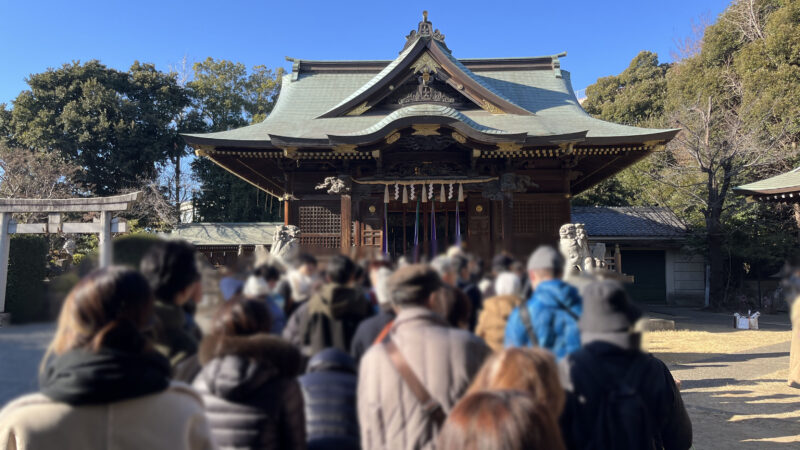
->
xmin=579 ymin=279 xmax=642 ymax=333
xmin=527 ymin=246 xmax=564 ymax=271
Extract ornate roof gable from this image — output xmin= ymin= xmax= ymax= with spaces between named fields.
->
xmin=317 ymin=12 xmax=533 ymax=119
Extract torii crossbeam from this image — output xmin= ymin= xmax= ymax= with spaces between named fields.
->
xmin=0 ymin=192 xmax=141 ymax=326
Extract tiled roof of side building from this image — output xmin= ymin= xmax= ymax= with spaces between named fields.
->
xmin=734 ymin=167 xmax=800 ymax=196
xmin=571 ymin=206 xmax=687 ymax=238
xmin=171 ymin=222 xmax=284 ymax=247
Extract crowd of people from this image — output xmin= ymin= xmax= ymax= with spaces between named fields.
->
xmin=0 ymin=239 xmax=692 ymax=450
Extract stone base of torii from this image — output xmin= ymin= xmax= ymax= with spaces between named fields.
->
xmin=0 ymin=192 xmax=141 ymax=327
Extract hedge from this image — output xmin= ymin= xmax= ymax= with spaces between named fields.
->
xmin=77 ymin=233 xmax=163 ymax=276
xmin=6 ymin=235 xmax=48 ymax=323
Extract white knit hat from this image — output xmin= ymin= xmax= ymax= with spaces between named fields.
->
xmin=494 ymin=272 xmax=521 ymax=297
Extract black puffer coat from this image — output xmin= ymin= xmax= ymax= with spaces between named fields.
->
xmin=298 ymin=348 xmax=359 ymax=449
xmin=193 ymin=333 xmax=306 ymax=450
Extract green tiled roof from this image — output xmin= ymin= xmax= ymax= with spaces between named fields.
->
xmin=171 ymin=222 xmax=283 ymax=246
xmin=183 ymin=41 xmax=678 ymax=147
xmin=734 ymin=168 xmax=800 ymax=195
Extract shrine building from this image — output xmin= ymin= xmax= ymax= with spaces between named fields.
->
xmin=183 ymin=12 xmax=679 ymax=263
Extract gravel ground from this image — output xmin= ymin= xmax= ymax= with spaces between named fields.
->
xmin=0 ymin=322 xmax=54 ymax=406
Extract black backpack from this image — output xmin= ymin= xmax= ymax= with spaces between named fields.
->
xmin=573 ymin=351 xmax=657 ymax=450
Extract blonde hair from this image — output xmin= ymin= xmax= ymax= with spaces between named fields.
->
xmin=467 ymin=347 xmax=565 ymax=417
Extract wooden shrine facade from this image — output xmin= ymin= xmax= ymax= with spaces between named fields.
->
xmin=184 ymin=12 xmax=679 ymax=262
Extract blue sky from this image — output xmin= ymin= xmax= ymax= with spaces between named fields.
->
xmin=0 ymin=0 xmax=731 ymax=106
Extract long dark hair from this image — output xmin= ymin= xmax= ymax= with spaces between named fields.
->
xmin=46 ymin=266 xmax=154 ymax=360
xmin=438 ymin=390 xmax=566 ymax=450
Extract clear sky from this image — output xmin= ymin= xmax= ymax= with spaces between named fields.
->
xmin=0 ymin=0 xmax=731 ymax=106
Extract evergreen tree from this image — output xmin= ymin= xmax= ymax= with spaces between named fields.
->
xmin=188 ymin=58 xmax=284 ymax=222
xmin=9 ymin=61 xmax=190 ymax=195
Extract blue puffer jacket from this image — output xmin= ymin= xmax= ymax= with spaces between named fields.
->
xmin=298 ymin=348 xmax=359 ymax=449
xmin=504 ymin=279 xmax=582 ymax=359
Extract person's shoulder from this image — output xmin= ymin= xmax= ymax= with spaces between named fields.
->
xmin=0 ymin=393 xmax=58 ymax=419
xmin=155 ymin=381 xmax=205 ymax=410
xmin=445 ymin=326 xmax=491 ymax=350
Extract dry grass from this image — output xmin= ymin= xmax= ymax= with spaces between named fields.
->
xmin=643 ymin=329 xmax=791 ymax=364
xmin=647 ymin=329 xmax=800 ymax=446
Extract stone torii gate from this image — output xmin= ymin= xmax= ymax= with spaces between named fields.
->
xmin=0 ymin=192 xmax=141 ymax=326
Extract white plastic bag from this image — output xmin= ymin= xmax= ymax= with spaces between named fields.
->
xmin=737 ymin=317 xmax=750 ymax=329
xmin=748 ymin=311 xmax=761 ymax=330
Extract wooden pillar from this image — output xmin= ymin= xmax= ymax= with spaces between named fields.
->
xmin=99 ymin=211 xmax=113 ymax=267
xmin=0 ymin=212 xmax=11 ymax=325
xmin=341 ymin=194 xmax=352 ymax=252
xmin=614 ymin=244 xmax=622 ymax=274
xmin=501 ymin=194 xmax=514 ymax=253
xmin=283 ymin=200 xmax=291 ymax=226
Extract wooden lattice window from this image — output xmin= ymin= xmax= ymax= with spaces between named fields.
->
xmin=513 ymin=202 xmax=565 ymax=236
xmin=299 ymin=205 xmax=340 ymax=234
xmin=298 ymin=205 xmax=341 ymax=248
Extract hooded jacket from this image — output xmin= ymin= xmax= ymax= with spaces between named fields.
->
xmin=475 ymin=294 xmax=520 ymax=352
xmin=504 ymin=279 xmax=582 ymax=359
xmin=358 ymin=307 xmax=491 ymax=450
xmin=299 ymin=283 xmax=372 ymax=357
xmin=298 ymin=349 xmax=359 ymax=449
xmin=0 ymin=348 xmax=213 ymax=450
xmin=193 ymin=333 xmax=306 ymax=450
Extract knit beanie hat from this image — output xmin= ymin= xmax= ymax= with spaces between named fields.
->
xmin=527 ymin=246 xmax=564 ymax=271
xmin=579 ymin=279 xmax=642 ymax=333
xmin=494 ymin=272 xmax=521 ymax=297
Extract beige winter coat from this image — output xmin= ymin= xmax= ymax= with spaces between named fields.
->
xmin=357 ymin=306 xmax=491 ymax=450
xmin=475 ymin=294 xmax=521 ymax=352
xmin=0 ymin=382 xmax=215 ymax=450
xmin=790 ymin=297 xmax=800 ymax=388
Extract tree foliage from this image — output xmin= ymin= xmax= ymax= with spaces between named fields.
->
xmin=577 ymin=0 xmax=800 ymax=307
xmin=8 ymin=61 xmax=191 ymax=195
xmin=189 ymin=58 xmax=284 ymax=223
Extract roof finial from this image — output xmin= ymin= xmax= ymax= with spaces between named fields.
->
xmin=403 ymin=10 xmax=449 ymax=52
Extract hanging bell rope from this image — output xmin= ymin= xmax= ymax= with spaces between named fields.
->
xmin=458 ymin=183 xmax=464 ymax=202
xmin=384 ymin=185 xmax=390 ymax=204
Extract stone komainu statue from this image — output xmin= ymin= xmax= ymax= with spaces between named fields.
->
xmin=558 ymin=223 xmax=606 ymax=278
xmin=270 ymin=225 xmax=301 ymax=264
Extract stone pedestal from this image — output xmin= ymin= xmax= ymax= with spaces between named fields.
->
xmin=0 ymin=312 xmax=10 ymax=328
